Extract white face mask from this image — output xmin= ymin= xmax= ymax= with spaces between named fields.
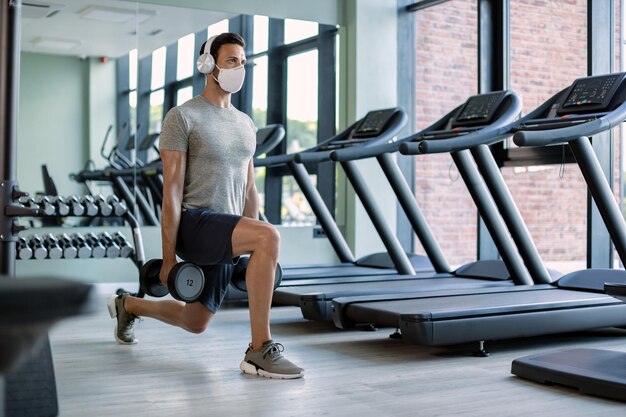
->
xmin=213 ymin=64 xmax=245 ymax=93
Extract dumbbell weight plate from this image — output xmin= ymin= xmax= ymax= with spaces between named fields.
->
xmin=140 ymin=259 xmax=169 ymax=298
xmin=230 ymin=256 xmax=283 ymax=292
xmin=167 ymin=263 xmax=205 ymax=303
xmin=48 ymin=246 xmax=63 ymax=259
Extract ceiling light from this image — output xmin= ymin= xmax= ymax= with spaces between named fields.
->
xmin=31 ymin=36 xmax=81 ymax=50
xmin=79 ymin=5 xmax=155 ymax=24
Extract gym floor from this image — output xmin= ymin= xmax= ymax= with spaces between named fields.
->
xmin=50 ymin=284 xmax=626 ymax=417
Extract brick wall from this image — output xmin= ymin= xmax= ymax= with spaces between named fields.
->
xmin=414 ymin=0 xmax=479 ymax=266
xmin=413 ymin=0 xmax=622 ymax=272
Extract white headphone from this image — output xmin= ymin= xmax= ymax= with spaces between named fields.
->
xmin=196 ymin=35 xmax=218 ymax=74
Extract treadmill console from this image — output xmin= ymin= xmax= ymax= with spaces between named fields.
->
xmin=451 ymin=91 xmax=507 ymax=127
xmin=557 ymin=73 xmax=626 ymax=115
xmin=352 ymin=109 xmax=397 ymax=138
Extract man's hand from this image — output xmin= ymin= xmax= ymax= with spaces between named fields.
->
xmin=159 ymin=259 xmax=177 ymax=286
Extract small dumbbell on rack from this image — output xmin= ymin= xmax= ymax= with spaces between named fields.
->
xmin=43 ymin=233 xmax=63 ymax=259
xmin=35 ymin=196 xmax=56 ymax=216
xmin=58 ymin=233 xmax=77 ymax=259
xmin=27 ymin=234 xmax=47 ymax=260
xmin=107 ymin=195 xmax=127 ymax=217
xmin=70 ymin=233 xmax=92 ymax=259
xmin=17 ymin=236 xmax=33 ymax=260
xmin=52 ymin=196 xmax=71 ymax=216
xmin=84 ymin=232 xmax=106 ymax=258
xmin=80 ymin=196 xmax=99 ymax=217
xmin=113 ymin=231 xmax=133 ymax=258
xmin=18 ymin=196 xmax=39 ymax=211
xmin=66 ymin=195 xmax=86 ymax=216
xmin=98 ymin=232 xmax=120 ymax=258
xmin=94 ymin=195 xmax=113 ymax=217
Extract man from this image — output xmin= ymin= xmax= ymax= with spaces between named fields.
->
xmin=107 ymin=32 xmax=304 ymax=379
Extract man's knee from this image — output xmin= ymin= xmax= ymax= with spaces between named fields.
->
xmin=257 ymin=224 xmax=280 ymax=258
xmin=181 ymin=306 xmax=213 ymax=334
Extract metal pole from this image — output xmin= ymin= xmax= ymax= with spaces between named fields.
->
xmin=288 ymin=161 xmax=355 ymax=263
xmin=471 ymin=145 xmax=552 ymax=284
xmin=376 ymin=153 xmax=451 ymax=273
xmin=452 ymin=150 xmax=532 ymax=285
xmin=0 ymin=0 xmax=21 ymax=276
xmin=569 ymin=136 xmax=626 ymax=266
xmin=340 ymin=160 xmax=416 ymax=275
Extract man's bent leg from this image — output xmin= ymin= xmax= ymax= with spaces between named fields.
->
xmin=120 ymin=296 xmax=214 ymax=334
xmin=232 ymin=217 xmax=304 ymax=379
xmin=231 ymin=217 xmax=279 ymax=349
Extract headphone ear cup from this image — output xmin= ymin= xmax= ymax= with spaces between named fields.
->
xmin=196 ymin=52 xmax=215 ymax=74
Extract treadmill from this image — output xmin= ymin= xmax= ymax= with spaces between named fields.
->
xmin=332 ymin=73 xmax=626 ymax=349
xmin=275 ymin=92 xmax=537 ymax=320
xmin=257 ymin=108 xmax=428 ymax=283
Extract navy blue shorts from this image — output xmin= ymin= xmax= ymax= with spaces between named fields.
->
xmin=176 ymin=207 xmax=242 ymax=313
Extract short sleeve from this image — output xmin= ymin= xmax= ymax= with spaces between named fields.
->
xmin=159 ymin=107 xmax=189 ymax=152
xmin=246 ymin=114 xmax=257 ymax=134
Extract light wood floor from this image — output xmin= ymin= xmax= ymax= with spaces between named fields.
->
xmin=49 ymin=284 xmax=626 ymax=417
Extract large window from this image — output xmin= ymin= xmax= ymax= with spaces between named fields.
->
xmin=413 ymin=0 xmax=479 ymax=267
xmin=116 ymin=15 xmax=337 ymax=227
xmin=506 ymin=0 xmax=588 ymax=273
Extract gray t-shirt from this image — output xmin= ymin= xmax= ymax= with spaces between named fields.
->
xmin=159 ymin=96 xmax=256 ymax=215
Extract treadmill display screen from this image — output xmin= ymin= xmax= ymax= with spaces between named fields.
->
xmin=452 ymin=92 xmax=506 ymax=127
xmin=558 ymin=73 xmax=626 ymax=114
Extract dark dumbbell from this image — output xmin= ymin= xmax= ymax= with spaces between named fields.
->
xmin=43 ymin=233 xmax=62 ymax=259
xmin=84 ymin=232 xmax=105 ymax=258
xmin=27 ymin=234 xmax=48 ymax=260
xmin=70 ymin=233 xmax=92 ymax=259
xmin=59 ymin=233 xmax=77 ymax=259
xmin=35 ymin=196 xmax=56 ymax=216
xmin=140 ymin=259 xmax=205 ymax=302
xmin=98 ymin=232 xmax=120 ymax=258
xmin=17 ymin=237 xmax=33 ymax=260
xmin=80 ymin=196 xmax=99 ymax=216
xmin=19 ymin=197 xmax=39 ymax=211
xmin=230 ymin=256 xmax=283 ymax=292
xmin=95 ymin=194 xmax=113 ymax=216
xmin=66 ymin=195 xmax=85 ymax=216
xmin=53 ymin=196 xmax=70 ymax=216
xmin=112 ymin=231 xmax=133 ymax=258
xmin=107 ymin=195 xmax=127 ymax=216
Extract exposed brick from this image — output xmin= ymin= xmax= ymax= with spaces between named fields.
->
xmin=414 ymin=0 xmax=622 ymax=271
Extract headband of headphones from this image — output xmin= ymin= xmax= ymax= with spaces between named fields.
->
xmin=196 ymin=35 xmax=218 ymax=74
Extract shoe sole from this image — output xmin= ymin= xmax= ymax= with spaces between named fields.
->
xmin=239 ymin=360 xmax=304 ymax=379
xmin=107 ymin=295 xmax=138 ymax=345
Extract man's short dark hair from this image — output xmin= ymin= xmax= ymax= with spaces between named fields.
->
xmin=199 ymin=32 xmax=245 ymax=61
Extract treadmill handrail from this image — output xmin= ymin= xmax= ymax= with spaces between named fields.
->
xmin=294 ymin=109 xmax=408 ymax=164
xmin=329 ymin=140 xmax=400 ymax=162
xmin=513 ymin=94 xmax=626 ymax=147
xmin=255 ymin=121 xmax=358 ymax=168
xmin=401 ymin=92 xmax=523 ymax=155
xmin=253 ymin=153 xmax=294 ymax=168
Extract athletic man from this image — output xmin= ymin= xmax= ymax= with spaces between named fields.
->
xmin=108 ymin=32 xmax=304 ymax=379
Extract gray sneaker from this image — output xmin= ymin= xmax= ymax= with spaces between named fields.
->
xmin=239 ymin=340 xmax=304 ymax=379
xmin=107 ymin=294 xmax=138 ymax=345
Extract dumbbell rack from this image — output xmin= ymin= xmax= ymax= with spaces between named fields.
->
xmin=11 ymin=193 xmax=148 ymax=297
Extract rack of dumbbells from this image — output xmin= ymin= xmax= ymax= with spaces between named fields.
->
xmin=14 ymin=194 xmax=143 ymax=268
xmin=71 ymin=165 xmax=162 ymax=226
xmin=12 ymin=193 xmax=147 ymax=295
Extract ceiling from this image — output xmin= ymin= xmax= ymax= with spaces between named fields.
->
xmin=20 ymin=0 xmax=235 ymax=59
